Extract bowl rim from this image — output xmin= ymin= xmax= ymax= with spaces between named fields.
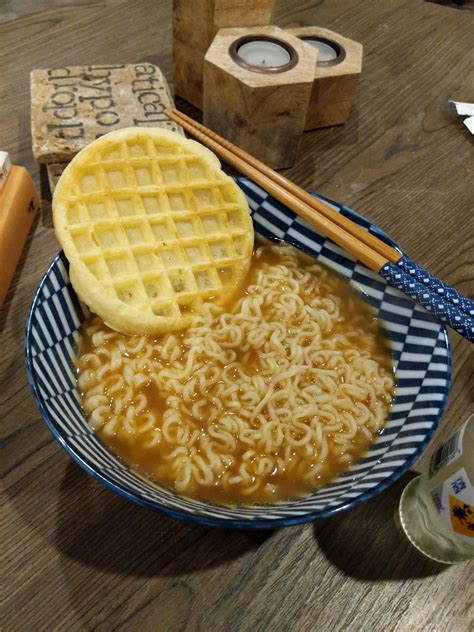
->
xmin=24 ymin=200 xmax=452 ymax=529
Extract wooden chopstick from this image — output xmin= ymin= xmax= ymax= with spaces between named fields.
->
xmin=165 ymin=109 xmax=474 ymax=341
xmin=166 ymin=109 xmax=400 ymax=268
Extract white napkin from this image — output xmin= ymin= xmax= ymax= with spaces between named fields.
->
xmin=449 ymin=100 xmax=474 ymax=134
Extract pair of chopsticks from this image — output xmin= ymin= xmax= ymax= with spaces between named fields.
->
xmin=165 ymin=109 xmax=474 ymax=342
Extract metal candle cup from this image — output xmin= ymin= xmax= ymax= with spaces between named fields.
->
xmin=230 ymin=35 xmax=299 ymax=73
xmin=301 ymin=37 xmax=345 ymax=66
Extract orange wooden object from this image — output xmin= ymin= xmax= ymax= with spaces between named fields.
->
xmin=0 ymin=165 xmax=39 ymax=306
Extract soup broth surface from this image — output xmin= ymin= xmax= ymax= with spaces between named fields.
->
xmin=77 ymin=242 xmax=395 ymax=505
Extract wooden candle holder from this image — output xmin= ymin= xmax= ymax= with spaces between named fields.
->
xmin=173 ymin=0 xmax=274 ymax=110
xmin=288 ymin=27 xmax=363 ymax=130
xmin=203 ymin=26 xmax=317 ymax=169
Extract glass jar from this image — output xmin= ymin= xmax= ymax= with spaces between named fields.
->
xmin=399 ymin=414 xmax=473 ymax=563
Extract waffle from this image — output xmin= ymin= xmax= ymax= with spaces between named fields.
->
xmin=53 ymin=127 xmax=254 ymax=335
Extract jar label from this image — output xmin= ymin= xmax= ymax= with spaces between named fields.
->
xmin=449 ymin=493 xmax=474 ymax=538
xmin=429 ymin=419 xmax=468 ymax=478
xmin=430 ymin=467 xmax=474 ymax=543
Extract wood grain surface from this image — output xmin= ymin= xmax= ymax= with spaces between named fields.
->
xmin=1 ymin=1 xmax=473 ymax=631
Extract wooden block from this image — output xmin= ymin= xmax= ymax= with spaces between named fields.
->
xmin=213 ymin=0 xmax=274 ymax=30
xmin=306 ymin=100 xmax=353 ymax=129
xmin=172 ymin=40 xmax=207 ymax=110
xmin=173 ymin=0 xmax=274 ymax=110
xmin=173 ymin=0 xmax=274 ymax=53
xmin=173 ymin=0 xmax=216 ymax=54
xmin=31 ymin=63 xmax=183 ymax=163
xmin=287 ymin=27 xmax=363 ymax=130
xmin=203 ymin=26 xmax=317 ymax=169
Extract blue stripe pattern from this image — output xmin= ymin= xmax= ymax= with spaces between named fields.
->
xmin=24 ymin=177 xmax=451 ymax=529
xmin=398 ymin=255 xmax=474 ymax=317
xmin=380 ymin=261 xmax=474 ymax=342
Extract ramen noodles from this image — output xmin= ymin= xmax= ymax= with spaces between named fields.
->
xmin=77 ymin=242 xmax=395 ymax=505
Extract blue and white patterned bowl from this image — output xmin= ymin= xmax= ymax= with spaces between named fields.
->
xmin=25 ymin=178 xmax=451 ymax=528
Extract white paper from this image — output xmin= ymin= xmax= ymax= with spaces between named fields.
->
xmin=448 ymin=100 xmax=474 ymax=135
xmin=464 ymin=116 xmax=474 ymax=134
xmin=449 ymin=100 xmax=474 ymax=116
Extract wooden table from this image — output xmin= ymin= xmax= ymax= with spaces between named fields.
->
xmin=1 ymin=1 xmax=473 ymax=630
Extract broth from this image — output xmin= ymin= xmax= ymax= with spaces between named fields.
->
xmin=77 ymin=242 xmax=395 ymax=505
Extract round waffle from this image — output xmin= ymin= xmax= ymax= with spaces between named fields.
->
xmin=53 ymin=127 xmax=254 ymax=335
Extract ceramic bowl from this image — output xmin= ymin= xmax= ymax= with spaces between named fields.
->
xmin=25 ymin=178 xmax=451 ymax=528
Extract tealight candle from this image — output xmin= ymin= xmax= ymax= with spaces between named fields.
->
xmin=303 ymin=38 xmax=339 ymax=64
xmin=237 ymin=39 xmax=290 ymax=68
xmin=230 ymin=36 xmax=297 ymax=73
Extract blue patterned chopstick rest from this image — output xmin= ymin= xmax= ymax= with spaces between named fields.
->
xmin=397 ymin=255 xmax=474 ymax=317
xmin=380 ymin=262 xmax=474 ymax=342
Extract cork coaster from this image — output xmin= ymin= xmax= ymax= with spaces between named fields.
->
xmin=31 ymin=63 xmax=183 ymax=164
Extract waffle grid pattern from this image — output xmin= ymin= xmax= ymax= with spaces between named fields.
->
xmin=27 ymin=178 xmax=451 ymax=528
xmin=55 ymin=131 xmax=253 ymax=331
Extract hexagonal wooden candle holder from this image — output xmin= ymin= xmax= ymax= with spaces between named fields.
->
xmin=288 ymin=26 xmax=363 ymax=130
xmin=173 ymin=0 xmax=274 ymax=110
xmin=203 ymin=25 xmax=317 ymax=169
